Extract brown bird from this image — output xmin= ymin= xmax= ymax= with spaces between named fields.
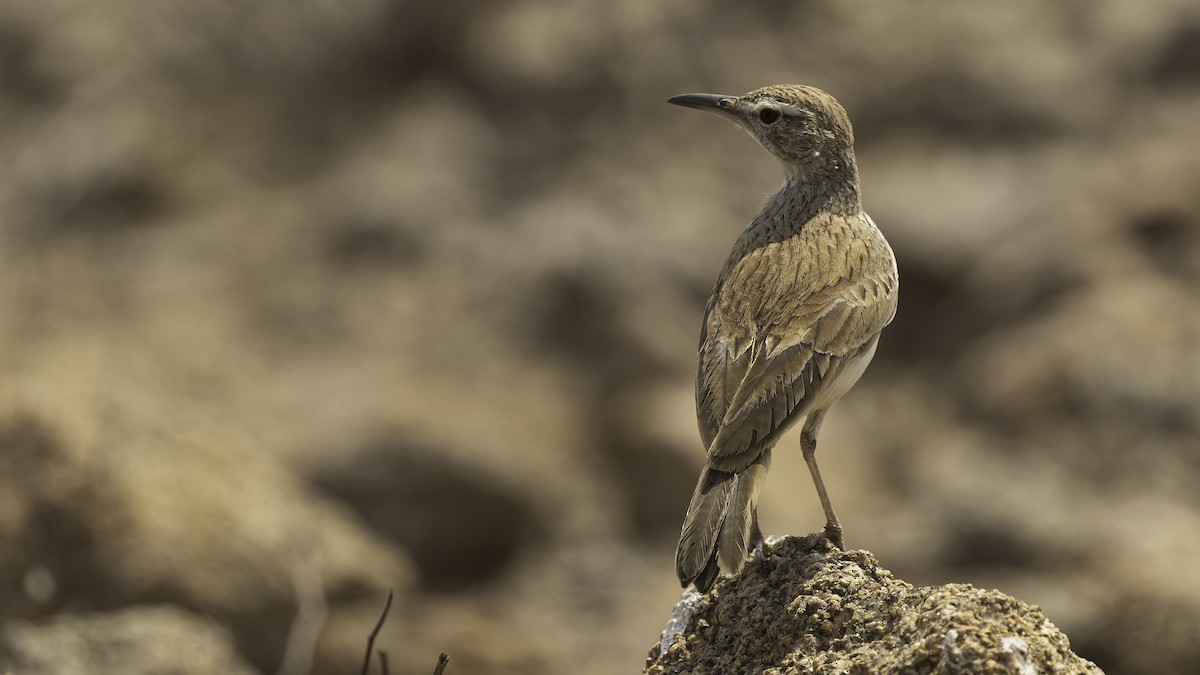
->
xmin=671 ymin=85 xmax=898 ymax=592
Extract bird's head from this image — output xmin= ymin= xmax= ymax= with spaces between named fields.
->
xmin=668 ymin=84 xmax=855 ymax=180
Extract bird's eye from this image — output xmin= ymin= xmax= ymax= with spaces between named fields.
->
xmin=758 ymin=108 xmax=781 ymax=124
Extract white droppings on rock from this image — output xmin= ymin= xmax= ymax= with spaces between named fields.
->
xmin=659 ymin=586 xmax=704 ymax=656
xmin=1001 ymin=635 xmax=1036 ymax=675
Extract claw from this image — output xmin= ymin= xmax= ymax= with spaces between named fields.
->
xmin=825 ymin=523 xmax=844 ymax=550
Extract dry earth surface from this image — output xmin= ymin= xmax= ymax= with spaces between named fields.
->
xmin=1 ymin=1 xmax=1199 ymax=674
xmin=646 ymin=536 xmax=1102 ymax=675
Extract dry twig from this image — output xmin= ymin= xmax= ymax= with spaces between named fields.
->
xmin=360 ymin=590 xmax=393 ymax=675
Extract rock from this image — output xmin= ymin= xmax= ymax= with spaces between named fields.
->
xmin=0 ymin=412 xmax=411 ymax=670
xmin=646 ymin=535 xmax=1102 ymax=675
xmin=0 ymin=605 xmax=259 ymax=675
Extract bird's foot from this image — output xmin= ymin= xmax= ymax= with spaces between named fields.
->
xmin=752 ymin=538 xmax=766 ymax=567
xmin=824 ymin=523 xmax=845 ymax=551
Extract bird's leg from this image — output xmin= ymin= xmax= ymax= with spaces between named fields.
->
xmin=800 ymin=410 xmax=844 ymax=549
xmin=749 ymin=507 xmax=766 ymax=567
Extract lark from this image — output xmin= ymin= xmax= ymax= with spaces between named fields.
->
xmin=671 ymin=85 xmax=898 ymax=592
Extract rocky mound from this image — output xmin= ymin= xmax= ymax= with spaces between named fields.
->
xmin=648 ymin=536 xmax=1102 ymax=675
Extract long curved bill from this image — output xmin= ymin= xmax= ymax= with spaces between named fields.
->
xmin=668 ymin=93 xmax=740 ymax=122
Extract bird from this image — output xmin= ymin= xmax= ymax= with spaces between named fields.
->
xmin=670 ymin=85 xmax=898 ymax=593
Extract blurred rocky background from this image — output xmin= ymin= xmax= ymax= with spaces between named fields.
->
xmin=0 ymin=0 xmax=1198 ymax=673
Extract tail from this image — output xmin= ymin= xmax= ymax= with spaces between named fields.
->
xmin=675 ymin=451 xmax=771 ymax=592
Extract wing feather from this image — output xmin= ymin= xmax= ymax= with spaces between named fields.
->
xmin=696 ymin=212 xmax=898 ymax=472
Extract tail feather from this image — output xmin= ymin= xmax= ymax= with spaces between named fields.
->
xmin=676 ymin=468 xmax=735 ymax=587
xmin=716 ymin=453 xmax=769 ymax=573
xmin=676 ymin=451 xmax=772 ymax=591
